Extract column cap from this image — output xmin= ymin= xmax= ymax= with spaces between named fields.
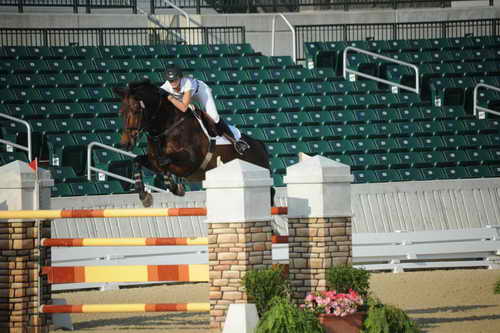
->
xmin=284 ymin=155 xmax=353 ymax=184
xmin=0 ymin=160 xmax=53 ymax=189
xmin=203 ymin=159 xmax=273 ymax=189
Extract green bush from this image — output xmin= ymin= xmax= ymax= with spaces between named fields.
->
xmin=362 ymin=297 xmax=421 ymax=333
xmin=256 ymin=296 xmax=325 ymax=333
xmin=242 ymin=266 xmax=290 ymax=317
xmin=326 ymin=264 xmax=371 ymax=298
xmin=495 ymin=278 xmax=500 ymax=294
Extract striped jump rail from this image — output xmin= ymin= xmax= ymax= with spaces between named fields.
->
xmin=41 ymin=235 xmax=289 ymax=247
xmin=40 ymin=303 xmax=210 ymax=313
xmin=0 ymin=206 xmax=287 ymax=219
xmin=41 ymin=264 xmax=208 ymax=284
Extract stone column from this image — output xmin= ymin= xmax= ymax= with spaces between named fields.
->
xmin=0 ymin=161 xmax=53 ymax=333
xmin=203 ymin=159 xmax=273 ymax=331
xmin=284 ymin=155 xmax=353 ymax=303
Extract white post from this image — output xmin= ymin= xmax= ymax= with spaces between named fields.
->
xmin=284 ymin=155 xmax=354 ymax=302
xmin=203 ymin=159 xmax=273 ymax=332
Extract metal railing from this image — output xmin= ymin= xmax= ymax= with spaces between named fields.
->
xmin=343 ymin=46 xmax=419 ymax=94
xmin=473 ymin=83 xmax=500 ymax=119
xmin=87 ymin=141 xmax=169 ymax=193
xmin=0 ymin=26 xmax=245 ymax=46
xmin=150 ymin=0 xmax=495 ymax=14
xmin=1 ymin=0 xmax=137 ymax=13
xmin=295 ymin=18 xmax=499 ymax=61
xmin=271 ymin=14 xmax=296 ymax=62
xmin=0 ymin=113 xmax=32 ymax=162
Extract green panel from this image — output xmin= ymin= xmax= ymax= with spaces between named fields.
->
xmin=46 ymin=134 xmax=76 ymax=167
xmin=374 ymin=168 xmax=401 ymax=182
xmin=77 ymin=119 xmax=107 ymax=133
xmin=89 ymin=73 xmax=117 ymax=87
xmin=245 ymin=83 xmax=270 ymax=97
xmin=397 ymin=137 xmax=421 ymax=152
xmin=268 ymin=56 xmax=295 ymax=69
xmin=419 ymin=136 xmax=445 ymax=151
xmin=38 ymin=87 xmax=67 ymax=103
xmin=240 ymin=128 xmax=266 ymax=141
xmin=307 ymin=141 xmax=333 ymax=155
xmin=99 ymin=46 xmax=125 ymax=59
xmin=443 ymin=166 xmax=469 ymax=179
xmin=206 ymin=58 xmax=231 ymax=70
xmin=331 ymin=95 xmax=356 ymax=109
xmin=268 ymin=69 xmax=293 ymax=83
xmin=74 ymin=46 xmax=102 ymax=59
xmin=421 ymin=167 xmax=446 ymax=180
xmin=227 ymin=70 xmax=252 ymax=84
xmin=311 ymin=81 xmax=335 ymax=95
xmin=351 ymin=154 xmax=378 ymax=169
xmin=140 ymin=58 xmax=167 ymax=72
xmin=266 ymin=142 xmax=288 ymax=157
xmin=309 ymin=95 xmax=335 ymax=111
xmin=329 ymin=139 xmax=356 ymax=154
xmin=54 ymin=118 xmax=83 ymax=133
xmin=466 ymin=149 xmax=493 ymax=164
xmin=246 ymin=69 xmax=273 ymax=84
xmin=267 ymin=83 xmax=293 ymax=96
xmin=262 ymin=127 xmax=290 ymax=142
xmin=85 ymin=87 xmax=116 ymax=102
xmin=331 ymin=110 xmax=357 ymax=123
xmin=398 ymin=168 xmax=424 ymax=181
xmin=94 ymin=59 xmax=122 ymax=72
xmin=49 ymin=166 xmax=78 ymax=182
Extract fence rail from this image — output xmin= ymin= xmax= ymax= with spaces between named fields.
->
xmin=1 ymin=0 xmax=495 ymax=14
xmin=0 ymin=26 xmax=245 ymax=47
xmin=296 ymin=18 xmax=500 ymax=61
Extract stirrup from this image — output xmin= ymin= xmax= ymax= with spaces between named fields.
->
xmin=234 ymin=140 xmax=250 ymax=155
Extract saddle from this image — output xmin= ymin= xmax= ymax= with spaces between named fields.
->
xmin=190 ymin=106 xmax=219 ymax=138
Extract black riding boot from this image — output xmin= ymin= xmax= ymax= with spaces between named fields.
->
xmin=215 ymin=120 xmax=250 ymax=155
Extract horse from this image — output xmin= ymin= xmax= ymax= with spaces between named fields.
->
xmin=112 ymin=80 xmax=274 ymax=207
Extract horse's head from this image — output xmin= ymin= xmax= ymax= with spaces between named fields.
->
xmin=113 ymin=80 xmax=164 ymax=150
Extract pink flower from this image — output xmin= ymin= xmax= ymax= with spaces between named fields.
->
xmin=302 ymin=290 xmax=363 ymax=317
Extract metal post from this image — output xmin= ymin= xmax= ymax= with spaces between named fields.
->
xmin=73 ymin=0 xmax=78 ymax=13
xmin=18 ymin=0 xmax=23 ymax=13
xmin=196 ymin=0 xmax=201 ymax=14
xmin=150 ymin=0 xmax=155 ymax=14
xmin=86 ymin=0 xmax=91 ymax=13
xmin=133 ymin=0 xmax=137 ymax=14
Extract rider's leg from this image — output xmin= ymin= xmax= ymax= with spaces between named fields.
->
xmin=198 ymin=84 xmax=249 ymax=155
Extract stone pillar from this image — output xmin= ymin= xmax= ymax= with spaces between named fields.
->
xmin=284 ymin=155 xmax=353 ymax=304
xmin=203 ymin=159 xmax=273 ymax=331
xmin=0 ymin=161 xmax=53 ymax=333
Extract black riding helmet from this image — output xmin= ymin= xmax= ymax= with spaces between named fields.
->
xmin=165 ymin=66 xmax=183 ymax=81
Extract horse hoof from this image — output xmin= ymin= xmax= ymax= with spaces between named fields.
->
xmin=141 ymin=193 xmax=153 ymax=207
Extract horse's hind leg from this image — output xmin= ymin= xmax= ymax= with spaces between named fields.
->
xmin=163 ymin=173 xmax=185 ymax=197
xmin=133 ymin=156 xmax=153 ymax=207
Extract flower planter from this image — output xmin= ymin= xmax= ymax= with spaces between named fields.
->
xmin=318 ymin=312 xmax=365 ymax=333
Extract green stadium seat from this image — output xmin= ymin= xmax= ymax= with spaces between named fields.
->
xmin=329 ymin=140 xmax=356 ymax=154
xmin=466 ymin=165 xmax=494 ymax=178
xmin=66 ymin=73 xmax=94 ymax=87
xmin=72 ymin=59 xmax=98 ymax=73
xmin=266 ymin=142 xmax=288 ymax=157
xmin=352 ymin=95 xmax=379 ymax=109
xmin=268 ymin=56 xmax=295 ymax=69
xmin=94 ymin=59 xmax=122 ymax=72
xmin=373 ymin=153 xmax=401 ymax=169
xmin=98 ymin=132 xmax=121 ymax=147
xmin=56 ymin=103 xmax=85 ymax=118
xmin=288 ymin=82 xmax=315 ymax=96
xmin=69 ymin=182 xmax=99 ymax=196
xmin=246 ymin=69 xmax=273 ymax=84
xmin=78 ymin=118 xmax=107 ymax=133
xmin=140 ymin=58 xmax=167 ymax=73
xmin=374 ymin=168 xmax=401 ymax=182
xmin=241 ymin=113 xmax=267 ymax=128
xmin=85 ymin=87 xmax=116 ymax=102
xmin=0 ymin=152 xmax=28 ymax=165
xmin=307 ymin=111 xmax=334 ymax=124
xmin=90 ymin=73 xmax=117 ymax=87
xmin=51 ymin=183 xmax=73 ymax=197
xmin=247 ymin=56 xmax=273 ymax=69
xmin=46 ymin=134 xmax=76 ymax=167
xmin=351 ymin=154 xmax=378 ymax=170
xmin=49 ymin=166 xmax=79 ymax=183
xmin=331 ymin=95 xmax=356 ymax=109
xmin=307 ymin=141 xmax=332 ymax=155
xmin=442 ymin=135 xmax=469 ymax=150
xmin=205 ymin=71 xmax=231 ymax=85
xmin=421 ymin=167 xmax=446 ymax=180
xmin=95 ymin=180 xmax=126 ymax=195
xmin=73 ymin=46 xmax=101 ymax=59
xmin=354 ymin=110 xmax=379 ymax=123
xmin=61 ymin=87 xmax=89 ymax=102
xmin=206 ymin=58 xmax=231 ymax=70
xmin=419 ymin=121 xmax=445 ymax=136
xmin=227 ymin=70 xmax=253 ymax=84
xmin=267 ymin=83 xmax=293 ymax=96
xmin=53 ymin=118 xmax=83 ymax=133
xmin=138 ymin=72 xmax=163 ymax=84
xmin=114 ymin=72 xmax=139 ymax=86
xmin=245 ymin=84 xmax=270 ymax=97
xmin=352 ymin=170 xmax=378 ymax=183
xmin=268 ymin=69 xmax=293 ymax=83
xmin=354 ymin=123 xmax=380 ymax=138
xmin=228 ymin=56 xmax=253 ymax=70
xmin=396 ymin=137 xmax=421 ymax=152
xmin=262 ymin=127 xmax=290 ymax=142
xmin=309 ymin=95 xmax=336 ymax=111
xmin=101 ymin=118 xmax=122 ymax=133
xmin=311 ymin=81 xmax=335 ymax=95
xmin=442 ymin=166 xmax=468 ymax=179
xmin=397 ymin=122 xmax=422 ymax=137
xmin=240 ymin=128 xmax=266 ymax=141
xmin=283 ymin=141 xmax=309 ymax=156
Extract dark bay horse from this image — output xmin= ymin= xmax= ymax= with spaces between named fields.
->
xmin=113 ymin=80 xmax=274 ymax=207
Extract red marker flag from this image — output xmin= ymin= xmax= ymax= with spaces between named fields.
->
xmin=28 ymin=158 xmax=38 ymax=171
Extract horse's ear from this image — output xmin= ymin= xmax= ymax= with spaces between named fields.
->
xmin=113 ymin=87 xmax=129 ymax=98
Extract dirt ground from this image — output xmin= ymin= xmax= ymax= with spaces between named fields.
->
xmin=50 ymin=269 xmax=500 ymax=332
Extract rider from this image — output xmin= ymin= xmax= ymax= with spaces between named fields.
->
xmin=159 ymin=66 xmax=249 ymax=155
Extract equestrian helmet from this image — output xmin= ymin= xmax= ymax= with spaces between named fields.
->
xmin=165 ymin=66 xmax=183 ymax=81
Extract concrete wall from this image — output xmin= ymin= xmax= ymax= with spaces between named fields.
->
xmin=1 ymin=5 xmax=498 ymax=58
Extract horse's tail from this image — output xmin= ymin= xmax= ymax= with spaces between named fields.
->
xmin=242 ymin=134 xmax=271 ymax=170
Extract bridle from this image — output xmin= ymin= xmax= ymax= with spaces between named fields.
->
xmin=123 ymin=85 xmax=186 ymax=147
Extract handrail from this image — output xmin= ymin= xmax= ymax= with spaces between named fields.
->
xmin=473 ymin=83 xmax=500 ymax=119
xmin=343 ymin=46 xmax=420 ymax=94
xmin=0 ymin=113 xmax=32 ymax=161
xmin=271 ymin=14 xmax=296 ymax=63
xmin=86 ymin=141 xmax=168 ymax=193
xmin=163 ymin=0 xmax=199 ymax=29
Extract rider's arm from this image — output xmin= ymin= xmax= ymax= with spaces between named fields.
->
xmin=167 ymin=91 xmax=192 ymax=112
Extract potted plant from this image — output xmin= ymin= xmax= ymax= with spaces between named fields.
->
xmin=256 ymin=296 xmax=325 ymax=333
xmin=302 ymin=289 xmax=365 ymax=333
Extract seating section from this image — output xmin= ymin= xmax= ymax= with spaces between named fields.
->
xmin=1 ymin=38 xmax=499 ymax=196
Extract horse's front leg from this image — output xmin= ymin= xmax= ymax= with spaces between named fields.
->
xmin=162 ymin=173 xmax=185 ymax=197
xmin=133 ymin=155 xmax=153 ymax=207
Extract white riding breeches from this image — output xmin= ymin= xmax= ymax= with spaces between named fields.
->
xmin=192 ymin=81 xmax=220 ymax=123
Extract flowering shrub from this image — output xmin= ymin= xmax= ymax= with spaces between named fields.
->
xmin=302 ymin=289 xmax=364 ymax=317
